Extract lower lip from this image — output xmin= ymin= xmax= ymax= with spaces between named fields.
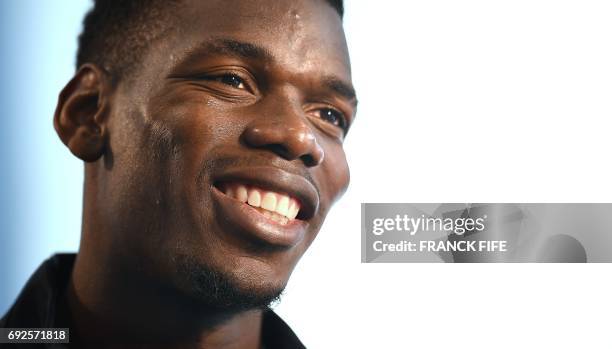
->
xmin=211 ymin=186 xmax=307 ymax=248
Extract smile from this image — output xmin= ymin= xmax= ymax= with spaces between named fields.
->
xmin=220 ymin=183 xmax=301 ymax=225
xmin=211 ymin=166 xmax=319 ymax=247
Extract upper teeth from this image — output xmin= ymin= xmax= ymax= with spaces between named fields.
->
xmin=223 ymin=183 xmax=300 ymax=221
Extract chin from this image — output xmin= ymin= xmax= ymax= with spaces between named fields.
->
xmin=174 ymin=252 xmax=287 ymax=311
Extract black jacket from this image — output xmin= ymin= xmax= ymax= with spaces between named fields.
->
xmin=1 ymin=254 xmax=305 ymax=348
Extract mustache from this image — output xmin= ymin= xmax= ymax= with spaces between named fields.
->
xmin=197 ymin=153 xmax=318 ymax=194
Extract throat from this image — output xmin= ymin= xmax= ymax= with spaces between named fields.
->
xmin=66 ymin=257 xmax=266 ymax=349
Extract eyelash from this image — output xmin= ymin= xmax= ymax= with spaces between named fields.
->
xmin=201 ymin=72 xmax=349 ymax=132
xmin=205 ymin=73 xmax=250 ymax=91
xmin=312 ymin=107 xmax=347 ymax=132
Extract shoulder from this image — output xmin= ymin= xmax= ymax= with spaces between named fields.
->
xmin=0 ymin=254 xmax=76 ymax=327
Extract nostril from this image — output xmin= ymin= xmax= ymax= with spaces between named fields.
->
xmin=253 ymin=144 xmax=320 ymax=167
xmin=264 ymin=144 xmax=290 ymax=159
xmin=242 ymin=120 xmax=324 ymax=166
xmin=300 ymin=154 xmax=316 ymax=167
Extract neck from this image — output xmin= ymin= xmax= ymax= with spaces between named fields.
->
xmin=65 ymin=251 xmax=264 ymax=349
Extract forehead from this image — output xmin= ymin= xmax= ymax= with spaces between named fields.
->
xmin=145 ymin=0 xmax=351 ymax=81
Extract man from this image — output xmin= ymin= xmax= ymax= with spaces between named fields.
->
xmin=1 ymin=0 xmax=356 ymax=347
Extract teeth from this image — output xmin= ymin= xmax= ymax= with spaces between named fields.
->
xmin=222 ymin=183 xmax=301 ymax=222
xmin=225 ymin=186 xmax=234 ymax=198
xmin=247 ymin=189 xmax=261 ymax=207
xmin=276 ymin=196 xmax=289 ymax=217
xmin=236 ymin=185 xmax=248 ymax=202
xmin=288 ymin=199 xmax=299 ymax=220
xmin=261 ymin=192 xmax=277 ymax=211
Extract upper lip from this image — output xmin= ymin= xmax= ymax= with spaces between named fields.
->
xmin=212 ymin=166 xmax=319 ymax=220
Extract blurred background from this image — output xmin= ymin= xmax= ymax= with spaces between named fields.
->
xmin=1 ymin=1 xmax=611 ymax=348
xmin=0 ymin=0 xmax=90 ymax=314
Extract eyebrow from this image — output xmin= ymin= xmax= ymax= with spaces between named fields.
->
xmin=323 ymin=76 xmax=358 ymax=106
xmin=187 ymin=38 xmax=274 ymax=62
xmin=183 ymin=38 xmax=358 ymax=106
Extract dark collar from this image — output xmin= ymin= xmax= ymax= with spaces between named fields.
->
xmin=1 ymin=254 xmax=305 ymax=348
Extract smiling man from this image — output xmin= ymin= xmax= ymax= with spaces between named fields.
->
xmin=0 ymin=0 xmax=356 ymax=348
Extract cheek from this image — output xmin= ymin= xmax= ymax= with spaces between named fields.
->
xmin=144 ymin=92 xmax=240 ymax=174
xmin=317 ymin=140 xmax=350 ymax=208
xmin=151 ymin=100 xmax=218 ymax=147
xmin=107 ymin=92 xmax=223 ymax=226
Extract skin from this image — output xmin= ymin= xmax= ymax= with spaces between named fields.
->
xmin=54 ymin=0 xmax=356 ymax=348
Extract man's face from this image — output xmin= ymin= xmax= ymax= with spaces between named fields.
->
xmin=100 ymin=0 xmax=355 ymax=307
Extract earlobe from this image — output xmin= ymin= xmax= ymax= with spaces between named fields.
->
xmin=54 ymin=64 xmax=110 ymax=162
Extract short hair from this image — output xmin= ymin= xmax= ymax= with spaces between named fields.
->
xmin=76 ymin=0 xmax=344 ymax=80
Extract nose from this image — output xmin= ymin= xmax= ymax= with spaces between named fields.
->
xmin=243 ymin=111 xmax=324 ymax=167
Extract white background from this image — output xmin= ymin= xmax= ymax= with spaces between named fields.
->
xmin=2 ymin=1 xmax=611 ymax=348
xmin=276 ymin=1 xmax=612 ymax=348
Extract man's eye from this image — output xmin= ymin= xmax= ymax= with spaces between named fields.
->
xmin=213 ymin=74 xmax=246 ymax=89
xmin=317 ymin=108 xmax=346 ymax=129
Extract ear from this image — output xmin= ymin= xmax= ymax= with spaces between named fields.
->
xmin=54 ymin=64 xmax=111 ymax=162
